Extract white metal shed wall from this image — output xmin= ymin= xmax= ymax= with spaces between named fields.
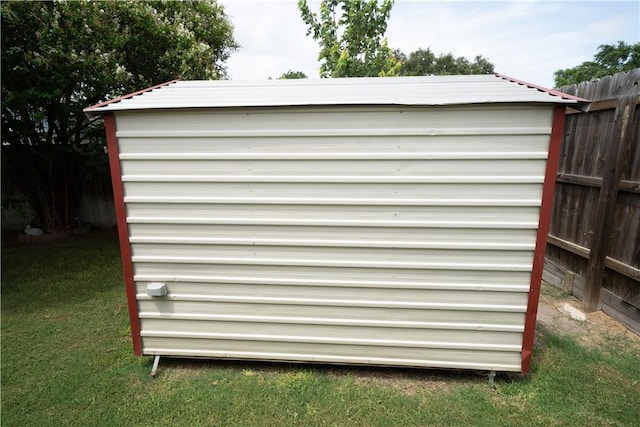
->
xmin=114 ymin=103 xmax=554 ymax=372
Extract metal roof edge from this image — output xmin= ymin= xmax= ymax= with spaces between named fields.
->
xmin=84 ymin=75 xmax=594 ymax=114
xmin=495 ymin=73 xmax=591 ymax=112
xmin=84 ymin=79 xmax=180 ymax=117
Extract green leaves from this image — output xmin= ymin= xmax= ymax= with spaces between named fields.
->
xmin=298 ymin=1 xmax=494 ymax=79
xmin=554 ymin=41 xmax=640 ymax=87
xmin=1 ymin=0 xmax=238 ymax=145
xmin=278 ymin=70 xmax=309 ymax=80
xmin=298 ymin=0 xmax=400 ymax=78
xmin=0 ymin=0 xmax=238 ymax=228
xmin=397 ymin=48 xmax=495 ymax=76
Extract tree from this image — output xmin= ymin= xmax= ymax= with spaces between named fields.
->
xmin=554 ymin=41 xmax=640 ymax=87
xmin=1 ymin=0 xmax=237 ymax=228
xmin=397 ymin=48 xmax=495 ymax=76
xmin=298 ymin=0 xmax=400 ymax=78
xmin=278 ymin=70 xmax=308 ymax=79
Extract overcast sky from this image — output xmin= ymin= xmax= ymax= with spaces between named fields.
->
xmin=221 ymin=0 xmax=640 ymax=88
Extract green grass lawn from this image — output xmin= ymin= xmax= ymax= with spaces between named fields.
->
xmin=2 ymin=230 xmax=639 ymax=426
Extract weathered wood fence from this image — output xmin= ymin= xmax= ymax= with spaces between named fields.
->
xmin=1 ymin=178 xmax=116 ymax=230
xmin=543 ymin=69 xmax=640 ymax=334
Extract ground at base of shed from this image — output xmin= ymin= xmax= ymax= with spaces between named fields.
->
xmin=536 ymin=281 xmax=640 ymax=353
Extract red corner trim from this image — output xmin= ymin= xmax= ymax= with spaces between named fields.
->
xmin=521 ymin=105 xmax=566 ymax=375
xmin=104 ymin=113 xmax=143 ymax=356
xmin=85 ymin=79 xmax=179 ymax=111
xmin=495 ymin=73 xmax=590 ymax=104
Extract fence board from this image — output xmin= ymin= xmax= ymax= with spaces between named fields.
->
xmin=602 ymin=289 xmax=640 ymax=335
xmin=545 ymin=69 xmax=640 ymax=333
xmin=584 ymin=94 xmax=637 ymax=310
xmin=556 ymin=173 xmax=640 ymax=194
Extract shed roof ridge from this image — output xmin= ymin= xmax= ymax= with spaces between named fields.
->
xmin=174 ymin=75 xmax=496 ymax=86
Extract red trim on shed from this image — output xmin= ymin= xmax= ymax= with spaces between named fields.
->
xmin=520 ymin=105 xmax=567 ymax=375
xmin=86 ymin=79 xmax=179 ymax=111
xmin=495 ymin=73 xmax=590 ymax=109
xmin=104 ymin=113 xmax=143 ymax=356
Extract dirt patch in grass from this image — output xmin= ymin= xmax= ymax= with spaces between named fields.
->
xmin=537 ymin=282 xmax=640 ymax=354
xmin=346 ymin=367 xmax=482 ymax=395
xmin=155 ymin=357 xmax=482 ymax=395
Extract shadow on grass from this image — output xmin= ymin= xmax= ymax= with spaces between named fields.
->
xmin=146 ymin=355 xmax=495 ymax=391
xmin=1 ymin=228 xmax=123 ymax=313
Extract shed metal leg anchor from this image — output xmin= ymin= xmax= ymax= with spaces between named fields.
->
xmin=488 ymin=370 xmax=496 ymax=385
xmin=151 ymin=355 xmax=161 ymax=377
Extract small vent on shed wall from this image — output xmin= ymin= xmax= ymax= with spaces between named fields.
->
xmin=147 ymin=282 xmax=167 ymax=297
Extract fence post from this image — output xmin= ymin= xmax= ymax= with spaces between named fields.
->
xmin=583 ymin=95 xmax=638 ymax=312
xmin=564 ymin=270 xmax=576 ymax=295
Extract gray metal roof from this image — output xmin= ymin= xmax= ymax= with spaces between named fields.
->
xmin=85 ymin=74 xmax=590 ymax=116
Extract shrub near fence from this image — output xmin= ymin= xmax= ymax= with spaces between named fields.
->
xmin=544 ymin=69 xmax=640 ymax=334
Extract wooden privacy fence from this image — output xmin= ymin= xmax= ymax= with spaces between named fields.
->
xmin=543 ymin=69 xmax=640 ymax=334
xmin=1 ymin=177 xmax=116 ymax=230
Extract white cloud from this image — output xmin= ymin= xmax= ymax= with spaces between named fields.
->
xmin=224 ymin=1 xmax=320 ymax=79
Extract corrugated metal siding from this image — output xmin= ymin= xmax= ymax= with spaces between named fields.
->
xmin=116 ymin=104 xmax=553 ymax=372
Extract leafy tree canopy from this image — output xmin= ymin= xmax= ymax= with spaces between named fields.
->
xmin=298 ymin=1 xmax=494 ymax=79
xmin=554 ymin=41 xmax=640 ymax=87
xmin=298 ymin=0 xmax=400 ymax=77
xmin=1 ymin=0 xmax=237 ymax=228
xmin=278 ymin=70 xmax=308 ymax=79
xmin=397 ymin=48 xmax=495 ymax=76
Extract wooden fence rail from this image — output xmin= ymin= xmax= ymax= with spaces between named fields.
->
xmin=544 ymin=69 xmax=640 ymax=334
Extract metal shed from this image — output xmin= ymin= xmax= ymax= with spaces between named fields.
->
xmin=85 ymin=75 xmax=589 ymax=375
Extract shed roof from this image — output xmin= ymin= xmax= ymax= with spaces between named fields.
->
xmin=85 ymin=74 xmax=590 ymax=116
